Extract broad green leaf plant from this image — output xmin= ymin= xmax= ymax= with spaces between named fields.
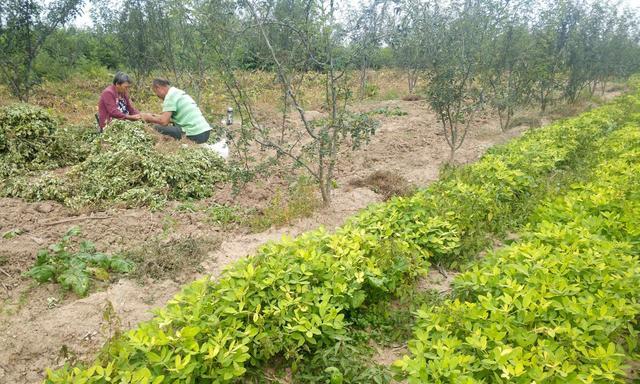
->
xmin=25 ymin=227 xmax=133 ymax=296
xmin=394 ymin=126 xmax=640 ymax=383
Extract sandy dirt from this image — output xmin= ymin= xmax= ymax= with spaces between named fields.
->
xmin=0 ymin=93 xmax=616 ymax=383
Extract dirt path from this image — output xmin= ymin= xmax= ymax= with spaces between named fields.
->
xmin=0 ymin=95 xmax=609 ymax=383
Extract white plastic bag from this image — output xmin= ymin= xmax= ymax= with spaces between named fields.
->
xmin=202 ymin=139 xmax=229 ymax=159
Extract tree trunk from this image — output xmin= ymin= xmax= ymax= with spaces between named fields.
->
xmin=408 ymin=69 xmax=418 ymax=94
xmin=359 ymin=56 xmax=367 ymax=100
xmin=448 ymin=146 xmax=456 ymax=164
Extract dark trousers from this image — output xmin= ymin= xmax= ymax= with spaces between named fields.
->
xmin=154 ymin=125 xmax=211 ymax=144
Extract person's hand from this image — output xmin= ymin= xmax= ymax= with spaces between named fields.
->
xmin=129 ymin=114 xmax=141 ymax=121
xmin=139 ymin=112 xmax=153 ymax=122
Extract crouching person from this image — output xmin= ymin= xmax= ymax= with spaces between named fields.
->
xmin=97 ymin=72 xmax=141 ymax=132
xmin=140 ymin=78 xmax=211 ymax=144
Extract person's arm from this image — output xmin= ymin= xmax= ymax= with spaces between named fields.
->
xmin=141 ymin=111 xmax=172 ymax=125
xmin=125 ymin=95 xmax=139 ymax=115
xmin=102 ymin=91 xmax=129 ymax=120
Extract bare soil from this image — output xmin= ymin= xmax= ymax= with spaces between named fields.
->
xmin=0 ymin=93 xmax=618 ymax=383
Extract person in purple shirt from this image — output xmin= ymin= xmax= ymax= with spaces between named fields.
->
xmin=97 ymin=72 xmax=141 ymax=132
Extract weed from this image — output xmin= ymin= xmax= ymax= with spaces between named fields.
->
xmin=206 ymin=204 xmax=243 ymax=228
xmin=101 ymin=300 xmax=122 ymax=341
xmin=2 ymin=228 xmax=24 ymax=239
xmin=46 ymin=296 xmax=59 ymax=309
xmin=381 ymin=90 xmax=400 ymax=100
xmin=124 ymin=237 xmax=220 ymax=282
xmin=248 ymin=177 xmax=321 ymax=231
xmin=401 ymin=94 xmax=421 ymax=101
xmin=160 ymin=215 xmax=178 ymax=239
xmin=365 ymin=83 xmax=380 ymax=98
xmin=507 ymin=115 xmax=542 ymax=129
xmin=292 ymin=336 xmax=392 ymax=384
xmin=369 ymin=106 xmax=408 ymax=117
xmin=2 ymin=283 xmax=37 ymax=316
xmin=245 ymin=334 xmax=392 ymax=384
xmin=23 ymin=227 xmax=133 ymax=296
xmin=175 ymin=202 xmax=200 ymax=213
xmin=56 ymin=345 xmax=79 ymax=367
xmin=350 ymin=170 xmax=415 ymax=200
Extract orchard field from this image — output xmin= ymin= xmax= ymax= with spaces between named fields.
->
xmin=0 ymin=74 xmax=636 ymax=383
xmin=1 ymin=0 xmax=640 ymax=383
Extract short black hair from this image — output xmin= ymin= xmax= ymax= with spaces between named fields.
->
xmin=113 ymin=71 xmax=132 ymax=85
xmin=152 ymin=78 xmax=171 ymax=87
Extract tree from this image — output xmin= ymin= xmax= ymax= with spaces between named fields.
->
xmin=349 ymin=0 xmax=393 ymax=99
xmin=0 ymin=0 xmax=84 ymax=101
xmin=480 ymin=1 xmax=535 ymax=131
xmin=528 ymin=1 xmax=574 ymax=112
xmin=425 ymin=0 xmax=498 ymax=162
xmin=389 ymin=0 xmax=438 ymax=94
xmin=233 ymin=0 xmax=378 ymax=205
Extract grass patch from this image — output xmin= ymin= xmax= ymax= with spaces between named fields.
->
xmin=380 ymin=90 xmax=400 ymax=100
xmin=206 ymin=204 xmax=244 ymax=229
xmin=401 ymin=94 xmax=422 ymax=101
xmin=125 ymin=237 xmax=220 ymax=282
xmin=350 ymin=170 xmax=415 ymax=200
xmin=606 ymin=83 xmax=627 ymax=93
xmin=248 ymin=177 xmax=321 ymax=232
xmin=507 ymin=115 xmax=542 ymax=129
xmin=369 ymin=106 xmax=408 ymax=117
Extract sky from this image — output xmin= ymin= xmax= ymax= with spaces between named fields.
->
xmin=72 ymin=0 xmax=640 ymax=29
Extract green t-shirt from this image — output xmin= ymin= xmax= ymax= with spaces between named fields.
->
xmin=162 ymin=87 xmax=211 ymax=136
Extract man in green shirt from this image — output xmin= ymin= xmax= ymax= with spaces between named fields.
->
xmin=140 ymin=78 xmax=212 ymax=144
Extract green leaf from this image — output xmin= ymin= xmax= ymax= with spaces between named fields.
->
xmin=2 ymin=228 xmax=23 ymax=239
xmin=109 ymin=257 xmax=134 ymax=273
xmin=24 ymin=264 xmax=56 ymax=282
xmin=350 ymin=291 xmax=366 ymax=308
xmin=88 ymin=267 xmax=110 ymax=281
xmin=58 ymin=267 xmax=90 ymax=296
